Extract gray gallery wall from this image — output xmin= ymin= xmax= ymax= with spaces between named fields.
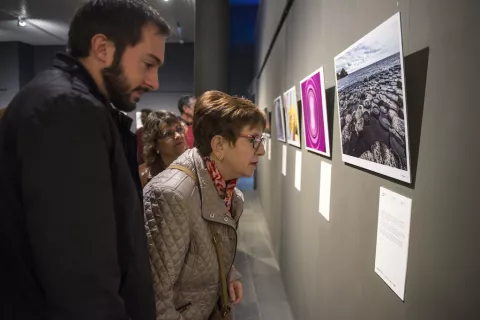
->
xmin=255 ymin=0 xmax=480 ymax=319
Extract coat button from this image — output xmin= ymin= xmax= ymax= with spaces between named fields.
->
xmin=224 ymin=217 xmax=228 ymax=222
xmin=210 ymin=213 xmax=215 ymax=218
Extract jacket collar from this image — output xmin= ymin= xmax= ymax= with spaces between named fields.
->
xmin=52 ymin=53 xmax=133 ymax=133
xmin=52 ymin=52 xmax=108 ymax=105
xmin=173 ymin=149 xmax=242 ymax=229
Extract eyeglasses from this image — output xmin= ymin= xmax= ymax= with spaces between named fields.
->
xmin=158 ymin=125 xmax=185 ymax=140
xmin=238 ymin=134 xmax=266 ymax=151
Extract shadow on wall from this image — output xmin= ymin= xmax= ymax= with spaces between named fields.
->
xmin=304 ymin=85 xmax=337 ymax=160
xmin=344 ymin=47 xmax=430 ymax=189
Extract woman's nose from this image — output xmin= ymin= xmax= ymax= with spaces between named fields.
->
xmin=256 ymin=141 xmax=266 ymax=156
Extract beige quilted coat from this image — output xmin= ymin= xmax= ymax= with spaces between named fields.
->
xmin=144 ymin=148 xmax=243 ymax=320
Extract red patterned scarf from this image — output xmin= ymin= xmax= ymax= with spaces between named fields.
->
xmin=204 ymin=156 xmax=238 ymax=215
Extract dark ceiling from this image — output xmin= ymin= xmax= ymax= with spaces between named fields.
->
xmin=0 ymin=0 xmax=195 ymax=45
xmin=0 ymin=0 xmax=258 ymax=46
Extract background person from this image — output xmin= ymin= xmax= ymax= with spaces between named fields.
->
xmin=177 ymin=94 xmax=196 ymax=148
xmin=139 ymin=110 xmax=187 ymax=188
xmin=144 ymin=90 xmax=266 ymax=319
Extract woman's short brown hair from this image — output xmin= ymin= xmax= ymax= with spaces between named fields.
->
xmin=193 ymin=90 xmax=266 ymax=156
xmin=142 ymin=110 xmax=181 ymax=167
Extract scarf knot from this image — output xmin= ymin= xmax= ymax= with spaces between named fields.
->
xmin=204 ymin=157 xmax=237 ymax=215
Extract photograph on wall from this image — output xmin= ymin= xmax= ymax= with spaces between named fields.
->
xmin=334 ymin=12 xmax=411 ymax=183
xmin=274 ymin=96 xmax=286 ymax=142
xmin=300 ymin=66 xmax=331 ymax=157
xmin=268 ymin=111 xmax=272 ymax=135
xmin=263 ymin=107 xmax=271 ymax=136
xmin=282 ymin=86 xmax=301 ymax=148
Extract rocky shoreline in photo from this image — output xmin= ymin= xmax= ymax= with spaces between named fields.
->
xmin=338 ymin=62 xmax=408 ymax=170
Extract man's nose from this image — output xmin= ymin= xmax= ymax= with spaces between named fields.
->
xmin=145 ymin=69 xmax=159 ymax=91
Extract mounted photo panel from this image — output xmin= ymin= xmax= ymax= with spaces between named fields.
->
xmin=334 ymin=12 xmax=411 ymax=183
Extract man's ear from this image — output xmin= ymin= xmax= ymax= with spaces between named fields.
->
xmin=90 ymin=34 xmax=115 ymax=67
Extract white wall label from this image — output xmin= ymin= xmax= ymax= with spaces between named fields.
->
xmin=268 ymin=138 xmax=272 ymax=160
xmin=294 ymin=150 xmax=302 ymax=191
xmin=319 ymin=161 xmax=332 ymax=221
xmin=374 ymin=187 xmax=412 ymax=301
xmin=282 ymin=145 xmax=287 ymax=176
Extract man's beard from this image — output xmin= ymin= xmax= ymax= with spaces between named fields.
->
xmin=102 ymin=62 xmax=148 ymax=113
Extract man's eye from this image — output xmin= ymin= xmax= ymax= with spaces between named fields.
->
xmin=145 ymin=62 xmax=154 ymax=69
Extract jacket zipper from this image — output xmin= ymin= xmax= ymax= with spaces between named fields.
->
xmin=226 ymin=223 xmax=238 ymax=280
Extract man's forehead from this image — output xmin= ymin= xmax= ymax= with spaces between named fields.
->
xmin=138 ymin=26 xmax=166 ymax=63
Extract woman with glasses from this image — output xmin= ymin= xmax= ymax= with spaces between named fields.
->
xmin=144 ymin=91 xmax=266 ymax=320
xmin=139 ymin=110 xmax=187 ymax=188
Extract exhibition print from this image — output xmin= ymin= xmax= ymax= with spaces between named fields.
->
xmin=282 ymin=86 xmax=301 ymax=148
xmin=334 ymin=12 xmax=411 ymax=183
xmin=263 ymin=107 xmax=271 ymax=136
xmin=274 ymin=96 xmax=286 ymax=142
xmin=300 ymin=66 xmax=330 ymax=157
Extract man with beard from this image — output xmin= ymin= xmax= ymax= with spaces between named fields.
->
xmin=0 ymin=0 xmax=169 ymax=319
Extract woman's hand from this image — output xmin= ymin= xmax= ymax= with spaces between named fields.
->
xmin=228 ymin=280 xmax=243 ymax=305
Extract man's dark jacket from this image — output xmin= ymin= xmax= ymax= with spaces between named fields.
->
xmin=0 ymin=53 xmax=155 ymax=320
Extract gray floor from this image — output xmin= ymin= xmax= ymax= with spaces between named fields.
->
xmin=233 ymin=190 xmax=294 ymax=320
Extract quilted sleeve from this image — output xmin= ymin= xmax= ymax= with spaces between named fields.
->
xmin=144 ymin=185 xmax=190 ymax=320
xmin=229 ymin=265 xmax=242 ymax=282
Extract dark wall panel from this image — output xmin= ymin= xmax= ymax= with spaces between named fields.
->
xmin=229 ymin=44 xmax=254 ymax=97
xmin=18 ymin=42 xmax=34 ymax=89
xmin=0 ymin=42 xmax=19 ymax=108
xmin=34 ymin=45 xmax=66 ymax=75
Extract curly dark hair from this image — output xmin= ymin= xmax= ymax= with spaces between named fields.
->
xmin=142 ymin=110 xmax=181 ymax=167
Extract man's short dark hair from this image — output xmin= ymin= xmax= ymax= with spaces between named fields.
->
xmin=68 ymin=0 xmax=171 ymax=59
xmin=177 ymin=95 xmax=195 ymax=114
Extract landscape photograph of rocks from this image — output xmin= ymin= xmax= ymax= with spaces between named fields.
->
xmin=334 ymin=13 xmax=411 ymax=182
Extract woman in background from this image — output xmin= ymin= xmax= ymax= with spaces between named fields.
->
xmin=139 ymin=110 xmax=187 ymax=188
xmin=144 ymin=91 xmax=266 ymax=319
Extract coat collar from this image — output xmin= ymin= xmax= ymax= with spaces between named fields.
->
xmin=52 ymin=53 xmax=133 ymax=134
xmin=174 ymin=149 xmax=242 ymax=229
xmin=52 ymin=52 xmax=108 ymax=106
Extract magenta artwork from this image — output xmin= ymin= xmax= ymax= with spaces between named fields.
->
xmin=300 ymin=67 xmax=330 ymax=157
